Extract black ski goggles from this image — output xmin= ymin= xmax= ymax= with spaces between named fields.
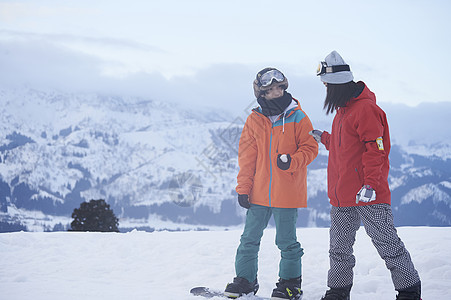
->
xmin=258 ymin=69 xmax=285 ymax=87
xmin=317 ymin=61 xmax=351 ymax=76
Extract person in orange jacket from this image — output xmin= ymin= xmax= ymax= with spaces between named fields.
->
xmin=224 ymin=67 xmax=318 ymax=300
xmin=310 ymin=51 xmax=421 ymax=300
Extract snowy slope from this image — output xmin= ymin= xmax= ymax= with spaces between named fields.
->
xmin=0 ymin=227 xmax=449 ymax=300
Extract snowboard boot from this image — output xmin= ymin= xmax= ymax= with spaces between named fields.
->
xmin=224 ymin=277 xmax=259 ymax=299
xmin=396 ymin=283 xmax=421 ymax=300
xmin=271 ymin=277 xmax=303 ymax=300
xmin=320 ymin=286 xmax=351 ymax=300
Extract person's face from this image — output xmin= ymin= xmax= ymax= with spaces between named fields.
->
xmin=263 ymin=85 xmax=285 ymax=100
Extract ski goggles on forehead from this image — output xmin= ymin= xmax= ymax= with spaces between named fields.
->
xmin=258 ymin=69 xmax=285 ymax=87
xmin=317 ymin=61 xmax=351 ymax=76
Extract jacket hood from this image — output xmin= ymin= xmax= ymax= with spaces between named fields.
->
xmin=350 ymin=81 xmax=376 ymax=105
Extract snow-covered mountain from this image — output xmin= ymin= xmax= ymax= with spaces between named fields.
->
xmin=0 ymin=88 xmax=450 ymax=232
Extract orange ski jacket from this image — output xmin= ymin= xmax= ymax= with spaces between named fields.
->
xmin=236 ymin=99 xmax=318 ymax=208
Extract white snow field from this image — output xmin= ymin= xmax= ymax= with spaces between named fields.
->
xmin=0 ymin=227 xmax=450 ymax=300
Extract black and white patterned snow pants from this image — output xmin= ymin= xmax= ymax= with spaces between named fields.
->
xmin=328 ymin=204 xmax=421 ymax=291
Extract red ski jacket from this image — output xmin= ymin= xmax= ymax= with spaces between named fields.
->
xmin=321 ymin=82 xmax=391 ymax=207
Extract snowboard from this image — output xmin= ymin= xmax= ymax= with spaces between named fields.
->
xmin=190 ymin=286 xmax=270 ymax=299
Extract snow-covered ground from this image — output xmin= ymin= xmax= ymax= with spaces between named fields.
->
xmin=0 ymin=227 xmax=449 ymax=300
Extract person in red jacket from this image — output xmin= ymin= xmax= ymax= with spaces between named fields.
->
xmin=310 ymin=51 xmax=421 ymax=300
xmin=224 ymin=67 xmax=318 ymax=300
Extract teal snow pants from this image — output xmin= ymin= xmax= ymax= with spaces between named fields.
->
xmin=235 ymin=204 xmax=303 ymax=283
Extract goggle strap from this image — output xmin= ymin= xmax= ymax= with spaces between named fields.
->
xmin=325 ymin=65 xmax=350 ymax=74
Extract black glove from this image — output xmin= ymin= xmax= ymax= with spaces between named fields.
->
xmin=277 ymin=154 xmax=291 ymax=170
xmin=309 ymin=130 xmax=323 ymax=143
xmin=238 ymin=194 xmax=250 ymax=209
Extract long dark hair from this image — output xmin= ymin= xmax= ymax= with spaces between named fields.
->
xmin=324 ymin=81 xmax=358 ymax=114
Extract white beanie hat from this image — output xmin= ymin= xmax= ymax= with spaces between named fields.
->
xmin=318 ymin=50 xmax=354 ymax=84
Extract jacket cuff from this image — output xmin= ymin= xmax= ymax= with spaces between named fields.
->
xmin=320 ymin=131 xmax=329 ymax=145
xmin=236 ymin=186 xmax=251 ymax=196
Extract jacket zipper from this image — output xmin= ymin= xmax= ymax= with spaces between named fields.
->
xmin=268 ymin=125 xmax=274 ymax=207
xmin=337 ymin=108 xmax=345 ymax=147
xmin=334 ymin=109 xmax=345 ymax=206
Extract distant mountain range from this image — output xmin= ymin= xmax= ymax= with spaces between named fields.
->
xmin=0 ymin=88 xmax=450 ymax=232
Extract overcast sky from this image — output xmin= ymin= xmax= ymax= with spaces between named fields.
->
xmin=1 ymin=0 xmax=450 ymax=115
